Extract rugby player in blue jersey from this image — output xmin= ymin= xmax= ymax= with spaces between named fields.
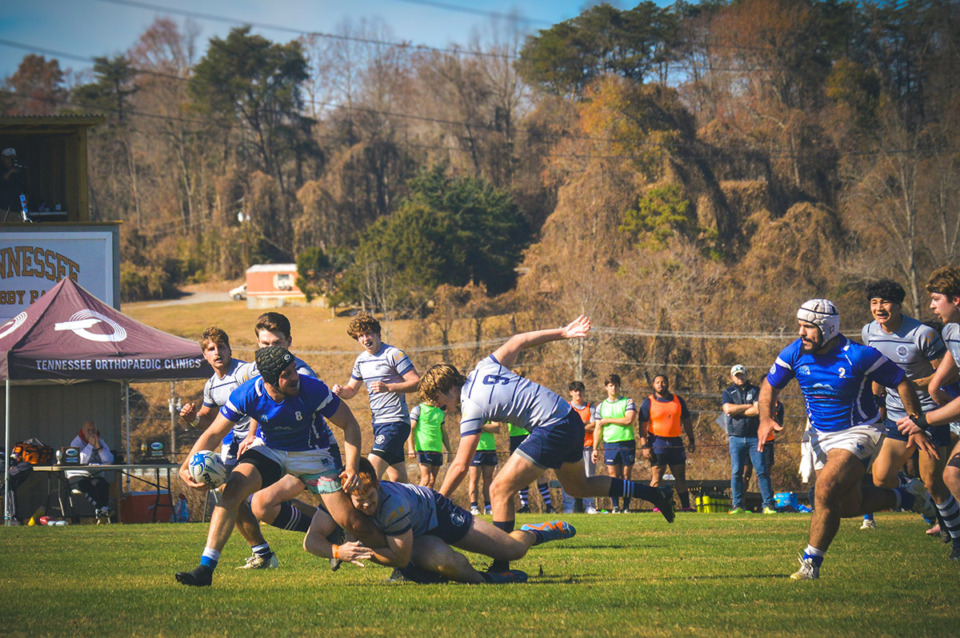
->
xmin=860 ymin=280 xmax=951 ymax=534
xmin=758 ymin=299 xmax=938 ymax=580
xmin=178 ymin=327 xmax=280 ymax=569
xmin=303 ymin=458 xmax=573 ymax=583
xmin=896 ymin=265 xmax=960 ymax=560
xmin=175 ymin=347 xmax=384 ymax=587
xmin=426 ymin=316 xmax=675 ymax=573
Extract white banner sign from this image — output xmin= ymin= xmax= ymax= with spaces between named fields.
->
xmin=0 ymin=230 xmax=115 ymax=321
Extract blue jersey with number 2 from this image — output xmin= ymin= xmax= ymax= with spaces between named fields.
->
xmin=766 ymin=336 xmax=905 ymax=433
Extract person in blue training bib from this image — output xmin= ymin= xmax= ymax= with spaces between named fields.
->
xmin=177 ymin=327 xmax=279 ymax=570
xmin=758 ymin=299 xmax=939 ymax=581
xmin=303 ymin=457 xmax=574 ymax=584
xmin=427 ymin=316 xmax=675 ymax=575
xmin=897 ymin=265 xmax=960 ymax=560
xmin=175 ymin=346 xmax=385 ymax=587
xmin=860 ymin=280 xmax=951 ymax=535
xmin=333 ymin=312 xmax=420 ymax=482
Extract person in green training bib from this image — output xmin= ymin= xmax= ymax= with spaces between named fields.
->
xmin=469 ymin=422 xmax=501 ymax=515
xmin=407 ymin=402 xmax=452 ymax=489
xmin=592 ymin=374 xmax=637 ymax=513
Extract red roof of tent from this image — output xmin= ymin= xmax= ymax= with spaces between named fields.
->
xmin=0 ymin=278 xmax=212 ymax=382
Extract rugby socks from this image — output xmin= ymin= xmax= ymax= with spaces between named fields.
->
xmin=519 ymin=488 xmax=529 ymax=508
xmin=611 ymin=497 xmax=620 ymax=510
xmin=538 ymin=484 xmax=554 ymax=510
xmin=678 ymin=492 xmax=691 ymax=510
xmin=251 ymin=543 xmax=272 ymax=560
xmin=894 ymin=487 xmax=912 ymax=511
xmin=622 ymin=496 xmax=632 ymax=511
xmin=936 ymin=495 xmax=960 ymax=543
xmin=471 ymin=501 xmax=479 ymax=511
xmin=610 ymin=479 xmax=661 ymax=505
xmin=490 ymin=521 xmax=514 ymax=572
xmin=802 ymin=545 xmax=825 ymax=566
xmin=863 ymin=513 xmax=874 ymax=522
xmin=200 ymin=547 xmax=221 ymax=571
xmin=271 ymin=502 xmax=312 ymax=533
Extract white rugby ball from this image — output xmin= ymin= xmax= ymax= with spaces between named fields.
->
xmin=188 ymin=450 xmax=227 ymax=488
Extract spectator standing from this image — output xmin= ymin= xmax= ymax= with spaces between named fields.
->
xmin=640 ymin=374 xmax=696 ymax=512
xmin=722 ymin=365 xmax=776 ymax=514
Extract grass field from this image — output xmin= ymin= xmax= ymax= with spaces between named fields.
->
xmin=2 ymin=511 xmax=956 ymax=637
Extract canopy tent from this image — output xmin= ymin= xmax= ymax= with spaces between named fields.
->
xmin=1 ymin=278 xmax=212 ymax=524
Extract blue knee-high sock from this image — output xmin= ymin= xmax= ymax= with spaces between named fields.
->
xmin=611 ymin=479 xmax=660 ymax=504
xmin=538 ymin=484 xmax=553 ymax=508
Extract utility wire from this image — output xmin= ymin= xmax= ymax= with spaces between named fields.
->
xmin=94 ymin=0 xmax=519 ymax=61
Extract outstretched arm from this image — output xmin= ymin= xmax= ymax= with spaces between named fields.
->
xmin=491 ymin=316 xmax=590 ymax=370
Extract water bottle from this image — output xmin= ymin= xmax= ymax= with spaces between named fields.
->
xmin=19 ymin=193 xmax=30 ymax=222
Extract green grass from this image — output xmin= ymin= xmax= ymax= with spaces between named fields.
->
xmin=1 ymin=512 xmax=956 ymax=637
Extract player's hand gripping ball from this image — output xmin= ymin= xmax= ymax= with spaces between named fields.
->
xmin=188 ymin=450 xmax=227 ymax=488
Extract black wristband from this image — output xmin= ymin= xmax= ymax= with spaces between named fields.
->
xmin=909 ymin=413 xmax=929 ymax=430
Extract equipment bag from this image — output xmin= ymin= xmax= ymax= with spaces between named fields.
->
xmin=13 ymin=439 xmax=54 ymax=465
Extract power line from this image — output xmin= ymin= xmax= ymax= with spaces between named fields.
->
xmin=387 ymin=0 xmax=553 ymax=26
xmin=93 ymin=0 xmax=519 ymax=61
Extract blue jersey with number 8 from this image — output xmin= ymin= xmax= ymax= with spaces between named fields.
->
xmin=766 ymin=335 xmax=905 ymax=433
xmin=222 ymin=375 xmax=340 ymax=451
xmin=458 ymin=356 xmax=571 ymax=437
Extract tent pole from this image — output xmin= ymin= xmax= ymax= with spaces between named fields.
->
xmin=124 ymin=381 xmax=131 ymax=493
xmin=4 ymin=379 xmax=10 ymax=526
xmin=170 ymin=381 xmax=176 ymax=459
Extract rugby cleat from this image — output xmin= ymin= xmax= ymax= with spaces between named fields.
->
xmin=481 ymin=569 xmax=528 ymax=584
xmin=175 ymin=565 xmax=213 ymax=587
xmin=904 ymin=479 xmax=938 ymax=520
xmin=521 ymin=520 xmax=576 ymax=545
xmin=470 ymin=506 xmax=481 ymax=515
xmin=517 ymin=504 xmax=531 ymax=514
xmin=655 ymin=487 xmax=676 ymax=523
xmin=790 ymin=556 xmax=820 ymax=580
xmin=237 ymin=552 xmax=278 ymax=570
xmin=860 ymin=518 xmax=877 ymax=530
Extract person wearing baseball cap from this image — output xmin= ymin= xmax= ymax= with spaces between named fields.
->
xmin=759 ymin=298 xmax=939 ymax=580
xmin=1 ymin=146 xmax=27 ymax=216
xmin=722 ymin=365 xmax=776 ymax=514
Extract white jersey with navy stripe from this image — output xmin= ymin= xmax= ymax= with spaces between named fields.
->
xmin=351 ymin=343 xmax=415 ymax=425
xmin=942 ymin=323 xmax=960 ymax=369
xmin=458 ymin=355 xmax=571 ymax=437
xmin=861 ymin=315 xmax=944 ymax=420
xmin=202 ymin=358 xmax=253 ymax=437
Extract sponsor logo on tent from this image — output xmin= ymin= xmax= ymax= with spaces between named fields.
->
xmin=0 ymin=312 xmax=27 ymax=340
xmin=54 ymin=309 xmax=127 ymax=343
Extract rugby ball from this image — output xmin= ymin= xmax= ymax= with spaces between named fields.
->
xmin=188 ymin=450 xmax=227 ymax=488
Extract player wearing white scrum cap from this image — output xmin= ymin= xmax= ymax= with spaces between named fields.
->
xmin=796 ymin=298 xmax=840 ymax=343
xmin=758 ymin=298 xmax=939 ymax=580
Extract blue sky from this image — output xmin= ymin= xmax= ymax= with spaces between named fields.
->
xmin=0 ymin=0 xmax=648 ymax=81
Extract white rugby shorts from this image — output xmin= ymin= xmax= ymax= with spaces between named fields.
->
xmin=810 ymin=423 xmax=883 ymax=471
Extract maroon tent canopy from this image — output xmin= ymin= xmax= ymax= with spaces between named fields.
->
xmin=0 ymin=277 xmax=212 ymax=382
